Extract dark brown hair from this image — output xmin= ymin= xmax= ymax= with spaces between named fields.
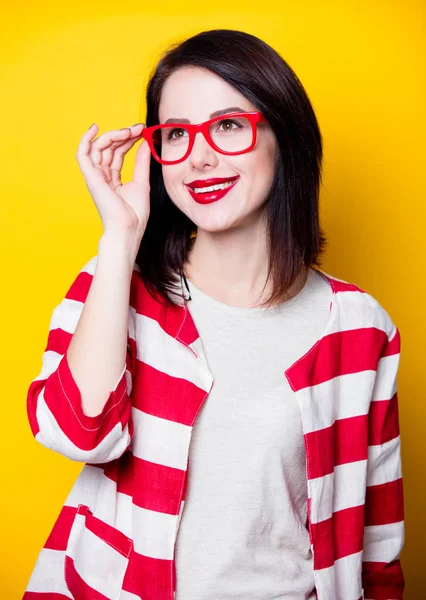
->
xmin=136 ymin=29 xmax=327 ymax=307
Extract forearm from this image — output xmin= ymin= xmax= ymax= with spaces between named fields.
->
xmin=66 ymin=231 xmax=138 ymax=417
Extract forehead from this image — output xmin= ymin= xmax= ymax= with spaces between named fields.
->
xmin=158 ymin=66 xmax=256 ymax=123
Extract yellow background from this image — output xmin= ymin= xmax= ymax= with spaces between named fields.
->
xmin=1 ymin=1 xmax=424 ymax=598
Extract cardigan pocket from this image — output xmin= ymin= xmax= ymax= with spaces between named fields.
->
xmin=64 ymin=503 xmax=133 ymax=600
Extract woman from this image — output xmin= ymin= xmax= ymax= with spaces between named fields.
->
xmin=24 ymin=29 xmax=404 ymax=600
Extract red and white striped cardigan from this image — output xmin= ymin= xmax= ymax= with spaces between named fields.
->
xmin=24 ymin=256 xmax=405 ymax=600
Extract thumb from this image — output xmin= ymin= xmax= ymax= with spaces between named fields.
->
xmin=132 ymin=139 xmax=151 ymax=188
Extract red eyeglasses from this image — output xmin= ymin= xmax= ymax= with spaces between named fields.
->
xmin=141 ymin=111 xmax=268 ymax=165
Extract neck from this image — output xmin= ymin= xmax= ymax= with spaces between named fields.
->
xmin=184 ymin=226 xmax=307 ymax=308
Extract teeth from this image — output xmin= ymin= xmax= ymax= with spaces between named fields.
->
xmin=192 ymin=179 xmax=236 ymax=194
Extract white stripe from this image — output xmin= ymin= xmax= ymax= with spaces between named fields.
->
xmin=131 ymin=505 xmax=178 ymax=559
xmin=131 ymin=406 xmax=192 ymax=470
xmin=313 ymin=550 xmax=363 ymax=600
xmin=309 ymin=460 xmax=367 ymax=524
xmin=24 ymin=547 xmax=72 ymax=596
xmin=371 ymin=352 xmax=399 ymax=401
xmin=121 ymin=590 xmax=143 ymax=600
xmin=334 ymin=550 xmax=363 ymax=600
xmin=363 ymin=521 xmax=404 ymax=562
xmin=49 ymin=297 xmax=85 ymax=334
xmin=189 ymin=336 xmax=211 ymax=372
xmin=367 ymin=436 xmax=402 ymax=486
xmin=336 ymin=287 xmax=395 ymax=338
xmin=80 ymin=255 xmax=98 ymax=275
xmin=33 ymin=349 xmax=63 ymax=381
xmin=64 ymin=465 xmax=134 ymax=539
xmin=67 ymin=514 xmax=129 ymax=599
xmin=297 ymin=369 xmax=375 ymax=434
xmin=133 ymin=310 xmax=213 ymax=392
xmin=35 ymin=392 xmax=131 ymax=463
xmin=176 ymin=499 xmax=185 ymax=536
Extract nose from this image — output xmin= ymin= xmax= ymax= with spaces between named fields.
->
xmin=188 ymin=130 xmax=219 ymax=169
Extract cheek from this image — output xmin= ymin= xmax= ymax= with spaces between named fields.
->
xmin=161 ymin=174 xmax=185 ymax=206
xmin=248 ymin=148 xmax=276 ymax=185
xmin=161 ymin=166 xmax=184 ymax=190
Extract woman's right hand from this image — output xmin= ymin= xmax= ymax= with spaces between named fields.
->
xmin=76 ymin=123 xmax=151 ymax=240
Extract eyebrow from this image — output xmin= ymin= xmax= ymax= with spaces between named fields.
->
xmin=163 ymin=106 xmax=246 ymax=124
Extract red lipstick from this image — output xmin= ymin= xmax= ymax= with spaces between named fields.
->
xmin=187 ymin=178 xmax=240 ymax=205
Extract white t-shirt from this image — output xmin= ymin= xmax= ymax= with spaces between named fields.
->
xmin=174 ymin=267 xmax=332 ymax=600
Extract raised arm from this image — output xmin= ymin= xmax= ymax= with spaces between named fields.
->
xmin=26 ymin=120 xmax=151 ymax=463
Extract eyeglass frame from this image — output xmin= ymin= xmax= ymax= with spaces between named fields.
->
xmin=141 ymin=111 xmax=269 ymax=165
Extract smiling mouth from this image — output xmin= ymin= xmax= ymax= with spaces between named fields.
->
xmin=187 ymin=177 xmax=240 ymax=205
xmin=190 ymin=179 xmax=237 ymax=194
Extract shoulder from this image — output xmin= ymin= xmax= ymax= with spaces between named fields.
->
xmin=318 ymin=268 xmax=398 ymax=342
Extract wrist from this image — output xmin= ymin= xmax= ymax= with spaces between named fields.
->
xmin=98 ymin=230 xmax=141 ymax=267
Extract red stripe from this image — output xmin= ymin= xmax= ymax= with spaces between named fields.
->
xmin=129 ymin=273 xmax=193 ymax=344
xmin=44 ymin=505 xmax=77 ymax=551
xmin=382 ymin=328 xmax=400 ymax=357
xmin=335 ymin=414 xmax=369 ymax=464
xmin=46 ymin=327 xmax=72 ymax=357
xmin=311 ymin=505 xmax=364 ymax=569
xmin=64 ymin=270 xmax=93 ymax=303
xmin=305 ymin=425 xmax=334 ymax=479
xmin=23 ymin=594 xmax=72 ymax=599
xmin=132 ymin=360 xmax=208 ymax=426
xmin=362 ymin=559 xmax=405 ymax=598
xmin=365 ymin=478 xmax=404 ymax=526
xmin=123 ymin=549 xmax=173 ymax=600
xmin=88 ymin=453 xmax=185 ymax=515
xmin=39 ymin=352 xmax=131 ymax=451
xmin=27 ymin=378 xmax=43 ymax=438
xmin=285 ymin=327 xmax=388 ymax=391
xmin=64 ymin=556 xmax=110 ymax=600
xmin=305 ymin=414 xmax=368 ymax=480
xmin=329 ymin=279 xmax=364 ymax=294
xmin=369 ymin=393 xmax=400 ymax=445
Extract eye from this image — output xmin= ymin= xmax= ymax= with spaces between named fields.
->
xmin=166 ymin=127 xmax=188 ymax=140
xmin=216 ymin=118 xmax=243 ymax=132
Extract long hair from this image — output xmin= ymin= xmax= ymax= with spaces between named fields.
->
xmin=136 ymin=29 xmax=327 ymax=308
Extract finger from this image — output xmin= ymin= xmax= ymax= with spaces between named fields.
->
xmin=76 ymin=123 xmax=101 ymax=180
xmin=108 ymin=134 xmax=146 ymax=191
xmin=91 ymin=129 xmax=131 ymax=167
xmin=91 ymin=124 xmax=142 ymax=165
xmin=110 ymin=165 xmax=123 ymax=192
xmin=132 ymin=139 xmax=151 ymax=188
xmin=102 ymin=132 xmax=143 ymax=168
xmin=103 ymin=134 xmax=143 ymax=190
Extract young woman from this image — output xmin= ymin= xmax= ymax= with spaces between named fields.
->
xmin=24 ymin=29 xmax=405 ymax=600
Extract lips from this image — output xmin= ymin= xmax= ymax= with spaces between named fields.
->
xmin=187 ymin=177 xmax=239 ymax=205
xmin=186 ymin=175 xmax=240 ymax=189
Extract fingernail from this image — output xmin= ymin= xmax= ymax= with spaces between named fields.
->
xmin=88 ymin=123 xmax=96 ymax=130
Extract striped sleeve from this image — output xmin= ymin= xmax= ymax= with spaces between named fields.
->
xmin=26 ymin=256 xmax=137 ymax=464
xmin=362 ymin=321 xmax=405 ymax=599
